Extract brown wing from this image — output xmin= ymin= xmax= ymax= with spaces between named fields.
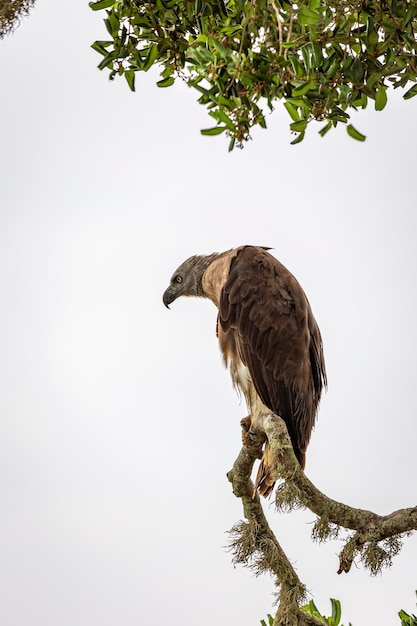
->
xmin=218 ymin=246 xmax=326 ymax=467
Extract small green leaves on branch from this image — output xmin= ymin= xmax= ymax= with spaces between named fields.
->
xmin=301 ymin=598 xmax=346 ymax=626
xmin=90 ymin=0 xmax=417 ymax=147
xmin=89 ymin=1 xmax=417 ymax=146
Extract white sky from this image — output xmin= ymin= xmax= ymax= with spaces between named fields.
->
xmin=1 ymin=2 xmax=416 ymax=625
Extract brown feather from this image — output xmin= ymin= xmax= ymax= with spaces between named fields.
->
xmin=217 ymin=246 xmax=326 ymax=495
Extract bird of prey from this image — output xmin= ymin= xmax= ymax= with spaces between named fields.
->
xmin=163 ymin=245 xmax=326 ymax=496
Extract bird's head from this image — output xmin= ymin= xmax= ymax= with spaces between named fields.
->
xmin=163 ymin=253 xmax=216 ymax=308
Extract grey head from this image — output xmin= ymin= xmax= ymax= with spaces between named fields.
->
xmin=163 ymin=253 xmax=218 ymax=308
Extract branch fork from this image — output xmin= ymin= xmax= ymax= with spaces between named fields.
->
xmin=227 ymin=412 xmax=417 ymax=625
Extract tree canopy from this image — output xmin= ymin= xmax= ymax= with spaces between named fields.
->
xmin=90 ymin=0 xmax=417 ymax=147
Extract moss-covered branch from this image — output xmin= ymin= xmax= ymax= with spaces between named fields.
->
xmin=0 ymin=0 xmax=36 ymax=38
xmin=227 ymin=434 xmax=323 ymax=626
xmin=227 ymin=412 xmax=417 ymax=624
xmin=258 ymin=413 xmax=417 ymax=573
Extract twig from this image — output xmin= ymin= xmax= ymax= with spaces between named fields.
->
xmin=268 ymin=0 xmax=283 ymax=57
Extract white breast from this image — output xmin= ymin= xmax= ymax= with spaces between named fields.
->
xmin=230 ymin=360 xmax=269 ymax=418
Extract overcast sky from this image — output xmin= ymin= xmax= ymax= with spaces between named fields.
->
xmin=1 ymin=2 xmax=416 ymax=625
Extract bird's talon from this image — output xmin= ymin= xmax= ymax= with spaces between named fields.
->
xmin=240 ymin=416 xmax=251 ymax=432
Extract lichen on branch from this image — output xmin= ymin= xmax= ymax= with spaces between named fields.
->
xmin=227 ymin=411 xmax=417 ymax=624
xmin=0 ymin=0 xmax=36 ymax=38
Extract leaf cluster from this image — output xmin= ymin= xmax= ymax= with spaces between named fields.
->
xmin=259 ymin=591 xmax=417 ymax=626
xmin=90 ymin=0 xmax=417 ymax=146
xmin=301 ymin=598 xmax=350 ymax=626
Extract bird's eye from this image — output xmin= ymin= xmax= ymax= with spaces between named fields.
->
xmin=175 ymin=275 xmax=182 ymax=284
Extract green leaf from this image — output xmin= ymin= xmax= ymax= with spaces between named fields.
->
xmin=220 ymin=25 xmax=242 ymax=36
xmin=352 ymin=58 xmax=365 ymax=82
xmin=104 ymin=12 xmax=120 ymax=37
xmin=218 ymin=95 xmax=236 ymax=110
xmin=367 ymin=16 xmax=379 ymax=46
xmin=195 ymin=33 xmax=208 ymax=45
xmin=290 ymin=119 xmax=307 ymax=132
xmin=200 ymin=126 xmax=227 ymax=135
xmin=258 ymin=114 xmax=267 ymax=129
xmin=301 ymin=46 xmax=311 ymax=72
xmin=284 ymin=101 xmax=299 ymax=122
xmin=351 ymin=92 xmax=368 ymax=109
xmin=330 ymin=598 xmax=341 ymax=626
xmin=404 ymin=4 xmax=417 ymax=26
xmin=143 ymin=44 xmax=159 ymax=72
xmin=291 ymin=131 xmax=305 ymax=144
xmin=298 ymin=6 xmax=320 ymax=25
xmin=210 ymin=109 xmax=235 ymax=130
xmin=219 ymin=0 xmax=228 ymax=16
xmin=288 ymin=55 xmax=305 ymax=78
xmin=403 ymin=84 xmax=417 ymax=100
xmin=318 ymin=121 xmax=332 ymax=137
xmin=398 ymin=610 xmax=410 ymax=619
xmin=375 ymin=86 xmax=387 ymax=111
xmin=347 ymin=124 xmax=366 ymax=141
xmin=301 ymin=599 xmax=323 ymax=619
xmin=156 ymin=76 xmax=175 ymax=88
xmin=91 ymin=40 xmax=112 ymax=56
xmin=311 ymin=42 xmax=323 ymax=68
xmin=89 ymin=0 xmax=115 ymax=10
xmin=210 ymin=37 xmax=228 ymax=58
xmin=292 ymin=80 xmax=316 ymax=96
xmin=97 ymin=52 xmax=115 ymax=71
xmin=124 ymin=69 xmax=135 ymax=91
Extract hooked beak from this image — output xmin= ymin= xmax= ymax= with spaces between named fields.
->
xmin=163 ymin=287 xmax=177 ymax=309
